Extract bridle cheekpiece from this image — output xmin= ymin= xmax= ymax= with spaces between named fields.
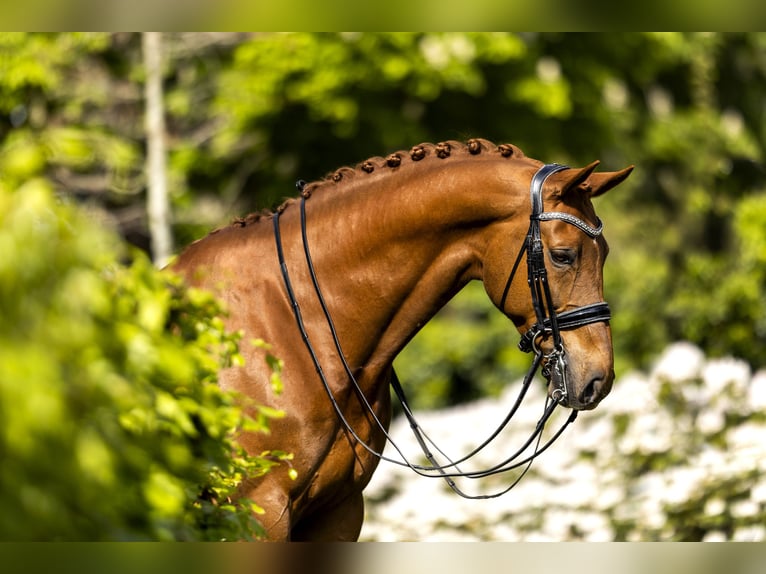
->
xmin=517 ymin=163 xmax=612 ymax=405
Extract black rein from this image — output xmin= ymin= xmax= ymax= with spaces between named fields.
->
xmin=271 ymin=163 xmax=611 ymax=499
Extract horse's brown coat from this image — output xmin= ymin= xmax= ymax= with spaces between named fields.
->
xmin=172 ymin=139 xmax=633 ymax=540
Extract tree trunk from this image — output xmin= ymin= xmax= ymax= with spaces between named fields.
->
xmin=142 ymin=32 xmax=173 ymax=267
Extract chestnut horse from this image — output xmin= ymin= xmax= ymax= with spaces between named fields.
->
xmin=172 ymin=138 xmax=633 ymax=541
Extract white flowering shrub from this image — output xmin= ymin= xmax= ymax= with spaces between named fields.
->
xmin=360 ymin=342 xmax=766 ymax=541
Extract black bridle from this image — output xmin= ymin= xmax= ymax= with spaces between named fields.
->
xmin=514 ymin=163 xmax=612 ymax=405
xmin=272 ymin=163 xmax=611 ymax=499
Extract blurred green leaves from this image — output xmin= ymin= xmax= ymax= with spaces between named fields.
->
xmin=3 ymin=32 xmax=766 ymax=409
xmin=394 ymin=282 xmax=533 ymax=408
xmin=0 ymin=182 xmax=279 ymax=540
xmin=214 ymin=33 xmax=528 ymax=148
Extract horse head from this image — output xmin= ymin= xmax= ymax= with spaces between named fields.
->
xmin=484 ymin=160 xmax=633 ymax=411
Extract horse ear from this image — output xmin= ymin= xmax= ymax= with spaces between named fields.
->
xmin=551 ymin=161 xmax=601 ymax=197
xmin=584 ymin=165 xmax=634 ymax=197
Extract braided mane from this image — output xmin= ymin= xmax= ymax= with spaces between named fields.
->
xmin=231 ymin=138 xmax=525 ymax=227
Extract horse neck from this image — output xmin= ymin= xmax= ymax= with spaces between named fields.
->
xmin=280 ymin=156 xmax=532 ymax=376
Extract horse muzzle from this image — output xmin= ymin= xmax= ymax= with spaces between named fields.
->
xmin=541 ymin=346 xmax=613 ymax=410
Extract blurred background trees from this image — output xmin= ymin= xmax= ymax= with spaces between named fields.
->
xmin=5 ymin=32 xmax=763 ymax=408
xmin=2 ymin=31 xmax=766 ymax=541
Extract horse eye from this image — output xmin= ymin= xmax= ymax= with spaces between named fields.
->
xmin=549 ymin=249 xmax=576 ymax=267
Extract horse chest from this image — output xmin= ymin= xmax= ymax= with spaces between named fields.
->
xmin=292 ymin=392 xmax=390 ymax=506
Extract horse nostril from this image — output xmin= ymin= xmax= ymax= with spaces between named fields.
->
xmin=579 ymin=377 xmax=602 ymax=406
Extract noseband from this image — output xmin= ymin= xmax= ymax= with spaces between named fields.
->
xmin=272 ymin=164 xmax=611 ymax=499
xmin=514 ymin=163 xmax=612 ymax=405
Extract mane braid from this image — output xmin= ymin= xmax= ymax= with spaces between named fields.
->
xmin=229 ymin=138 xmax=524 ymax=228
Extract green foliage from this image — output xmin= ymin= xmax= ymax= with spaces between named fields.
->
xmin=4 ymin=30 xmax=766 ymax=543
xmin=0 ymin=29 xmax=145 ymax=286
xmin=3 ymin=32 xmax=766 ymax=407
xmin=0 ymin=181 xmax=281 ymax=540
xmin=394 ymin=282 xmax=532 ymax=408
xmin=0 ymin=33 xmax=110 ymax=113
xmin=216 ymin=33 xmax=526 ymax=136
